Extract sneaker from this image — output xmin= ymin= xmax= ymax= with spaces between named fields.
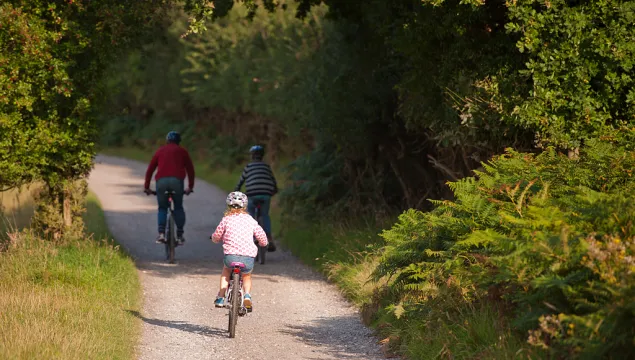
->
xmin=243 ymin=293 xmax=253 ymax=311
xmin=214 ymin=296 xmax=225 ymax=308
xmin=267 ymin=241 xmax=276 ymax=252
xmin=177 ymin=235 xmax=185 ymax=246
xmin=156 ymin=233 xmax=166 ymax=244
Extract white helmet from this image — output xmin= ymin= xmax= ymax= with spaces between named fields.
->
xmin=226 ymin=191 xmax=248 ymax=209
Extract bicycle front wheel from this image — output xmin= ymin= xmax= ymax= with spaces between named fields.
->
xmin=228 ymin=272 xmax=240 ymax=338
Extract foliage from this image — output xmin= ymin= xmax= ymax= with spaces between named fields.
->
xmin=101 ymin=1 xmax=459 ymax=218
xmin=0 ymin=0 xmax=281 ymax=233
xmin=503 ymin=0 xmax=635 ymax=149
xmin=0 ymin=0 xmax=254 ymax=234
xmin=1 ymin=0 xmax=164 ymax=190
xmin=295 ymin=0 xmax=635 ymax=151
xmin=377 ymin=140 xmax=635 ymax=358
xmin=102 ymin=0 xmax=635 ymax=220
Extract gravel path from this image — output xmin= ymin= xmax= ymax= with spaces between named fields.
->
xmin=88 ymin=155 xmax=386 ymax=360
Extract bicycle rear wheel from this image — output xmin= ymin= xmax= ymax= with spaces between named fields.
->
xmin=165 ymin=212 xmax=176 ymax=264
xmin=228 ymin=272 xmax=240 ymax=338
xmin=254 ymin=208 xmax=267 ymax=265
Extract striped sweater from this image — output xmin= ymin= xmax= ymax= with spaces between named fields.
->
xmin=234 ymin=161 xmax=278 ymax=196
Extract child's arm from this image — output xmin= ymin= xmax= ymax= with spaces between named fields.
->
xmin=267 ymin=163 xmax=278 ymax=195
xmin=211 ymin=218 xmax=226 ymax=243
xmin=234 ymin=166 xmax=247 ymax=191
xmin=254 ymin=224 xmax=268 ymax=247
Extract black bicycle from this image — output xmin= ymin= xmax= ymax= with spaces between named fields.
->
xmin=252 ymin=198 xmax=269 ymax=265
xmin=225 ymin=261 xmax=249 ymax=338
xmin=149 ymin=189 xmax=191 ymax=264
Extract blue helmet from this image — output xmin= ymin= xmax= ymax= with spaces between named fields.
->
xmin=249 ymin=145 xmax=264 ymax=158
xmin=166 ymin=131 xmax=181 ymax=144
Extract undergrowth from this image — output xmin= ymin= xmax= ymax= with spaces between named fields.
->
xmin=377 ymin=140 xmax=635 ymax=359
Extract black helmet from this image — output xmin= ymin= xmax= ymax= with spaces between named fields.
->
xmin=249 ymin=145 xmax=264 ymax=158
xmin=166 ymin=131 xmax=181 ymax=144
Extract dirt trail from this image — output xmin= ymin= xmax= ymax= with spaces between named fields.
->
xmin=88 ymin=155 xmax=385 ymax=360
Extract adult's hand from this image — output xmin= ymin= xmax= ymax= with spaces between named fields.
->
xmin=144 ymin=188 xmax=153 ymax=196
xmin=185 ymin=188 xmax=193 ymax=195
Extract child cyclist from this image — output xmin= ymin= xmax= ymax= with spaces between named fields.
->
xmin=211 ymin=191 xmax=268 ymax=310
xmin=234 ymin=144 xmax=278 ymax=251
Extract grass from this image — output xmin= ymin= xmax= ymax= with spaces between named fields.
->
xmin=100 ymin=145 xmax=534 ymax=359
xmin=83 ymin=192 xmax=113 ymax=241
xmin=385 ymin=304 xmax=536 ymax=360
xmin=0 ymin=191 xmax=142 ymax=359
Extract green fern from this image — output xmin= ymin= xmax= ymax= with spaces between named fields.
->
xmin=376 ymin=140 xmax=635 ymax=358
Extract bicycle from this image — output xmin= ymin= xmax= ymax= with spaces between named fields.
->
xmin=252 ymin=198 xmax=269 ymax=265
xmin=224 ymin=261 xmax=249 ymax=338
xmin=149 ymin=189 xmax=191 ymax=264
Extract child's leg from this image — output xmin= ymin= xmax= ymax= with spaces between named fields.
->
xmin=218 ymin=266 xmax=231 ymax=297
xmin=242 ymin=273 xmax=252 ymax=294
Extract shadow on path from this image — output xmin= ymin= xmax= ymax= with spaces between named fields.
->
xmin=126 ymin=310 xmax=227 ymax=338
xmin=279 ymin=315 xmax=383 ymax=359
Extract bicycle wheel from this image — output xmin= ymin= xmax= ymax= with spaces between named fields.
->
xmin=166 ymin=212 xmax=176 ymax=264
xmin=228 ymin=272 xmax=240 ymax=338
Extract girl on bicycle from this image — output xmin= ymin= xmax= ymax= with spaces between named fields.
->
xmin=211 ymin=191 xmax=268 ymax=310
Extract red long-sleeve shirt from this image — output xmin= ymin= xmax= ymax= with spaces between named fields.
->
xmin=144 ymin=143 xmax=195 ymax=189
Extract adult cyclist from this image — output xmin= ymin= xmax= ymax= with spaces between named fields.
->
xmin=234 ymin=145 xmax=278 ymax=252
xmin=144 ymin=131 xmax=195 ymax=245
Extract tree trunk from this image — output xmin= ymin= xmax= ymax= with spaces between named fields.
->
xmin=63 ymin=189 xmax=72 ymax=228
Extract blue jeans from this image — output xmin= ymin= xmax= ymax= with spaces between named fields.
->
xmin=156 ymin=177 xmax=185 ymax=236
xmin=223 ymin=255 xmax=255 ymax=274
xmin=247 ymin=195 xmax=271 ymax=236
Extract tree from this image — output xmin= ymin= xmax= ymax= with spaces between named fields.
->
xmin=0 ymin=0 xmax=219 ymax=235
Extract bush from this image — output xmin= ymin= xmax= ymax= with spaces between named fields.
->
xmin=32 ymin=180 xmax=88 ymax=240
xmin=376 ymin=140 xmax=635 ymax=358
